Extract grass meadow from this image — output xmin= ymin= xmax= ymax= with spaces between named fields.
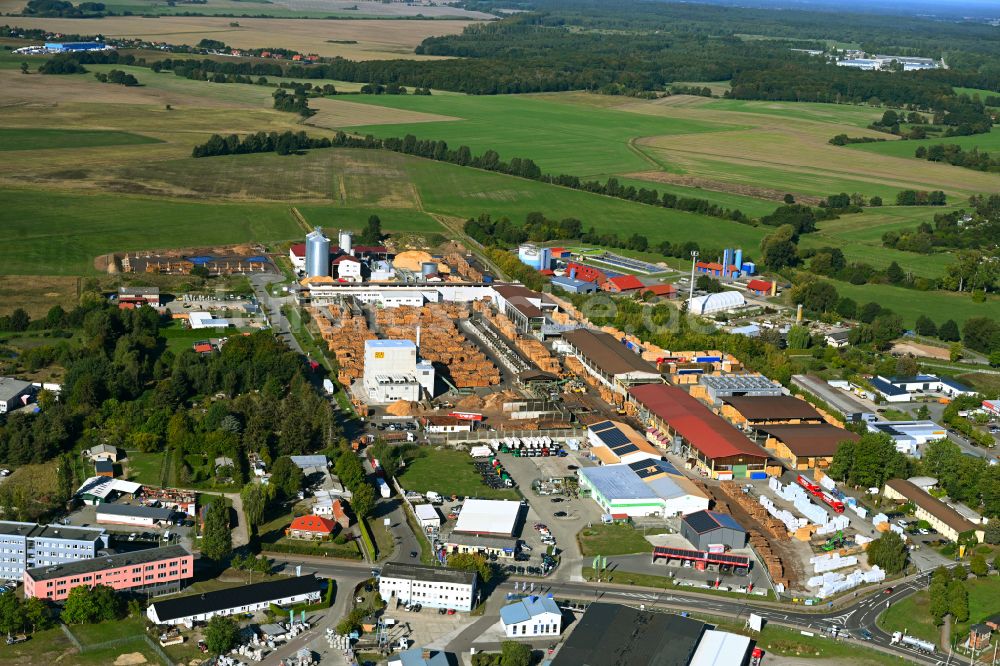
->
xmin=0 ymin=128 xmax=161 ymax=151
xmin=822 ymin=279 xmax=997 ymax=328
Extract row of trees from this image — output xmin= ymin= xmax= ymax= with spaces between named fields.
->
xmin=916 ymin=143 xmax=1000 ymax=172
xmin=192 ymin=131 xmax=332 ymax=158
xmin=94 ymin=69 xmax=138 ymax=86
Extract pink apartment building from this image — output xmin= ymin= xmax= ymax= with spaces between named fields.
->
xmin=24 ymin=545 xmax=193 ymax=601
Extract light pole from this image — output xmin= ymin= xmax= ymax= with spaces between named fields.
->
xmin=688 ymin=250 xmax=699 ymax=302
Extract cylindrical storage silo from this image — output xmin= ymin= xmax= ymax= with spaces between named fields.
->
xmin=339 ymin=229 xmax=353 ymax=256
xmin=734 ymin=248 xmax=743 ymax=269
xmin=420 ymin=262 xmax=437 ymax=278
xmin=305 ymin=227 xmax=330 ymax=277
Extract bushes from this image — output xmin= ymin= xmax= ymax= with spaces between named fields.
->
xmin=260 ymin=540 xmax=362 ymax=559
xmin=358 ymin=519 xmax=376 ymax=561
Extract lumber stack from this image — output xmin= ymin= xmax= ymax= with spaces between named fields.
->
xmin=314 ymin=304 xmax=375 ymax=386
xmin=376 ymin=304 xmax=500 ymax=388
xmin=445 ymin=253 xmax=483 ymax=282
xmin=719 ymin=481 xmax=787 ymax=540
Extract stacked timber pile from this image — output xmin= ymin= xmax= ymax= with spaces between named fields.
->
xmin=314 ymin=304 xmax=375 ymax=386
xmin=376 ymin=304 xmax=500 ymax=388
xmin=748 ymin=529 xmax=789 ymax=588
xmin=717 ymin=481 xmax=791 ymax=588
xmin=445 ymin=253 xmax=483 ymax=282
xmin=517 ymin=337 xmax=561 ymax=374
xmin=473 ymin=302 xmax=562 ymax=374
xmin=718 ymin=482 xmax=787 ymax=540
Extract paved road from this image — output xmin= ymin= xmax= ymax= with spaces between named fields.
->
xmin=262 ymin=557 xmax=373 ymax=665
xmin=249 ymin=273 xmax=301 ymax=354
xmin=494 ymin=572 xmax=944 ymax=665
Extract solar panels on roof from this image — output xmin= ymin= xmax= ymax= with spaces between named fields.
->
xmin=627 ymin=459 xmax=681 ymax=477
xmin=610 ymin=442 xmax=639 ymax=456
xmin=682 ymin=510 xmax=720 ymax=534
xmin=596 ymin=427 xmax=631 ymax=448
xmin=712 ymin=512 xmax=745 ymax=531
xmin=589 ymin=420 xmax=615 ymax=432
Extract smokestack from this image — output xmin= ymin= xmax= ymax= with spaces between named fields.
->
xmin=416 ymin=326 xmax=421 ymax=354
xmin=734 ymin=248 xmax=743 ymax=270
xmin=796 ymin=303 xmax=803 ymax=323
xmin=770 ymin=281 xmax=777 ymax=297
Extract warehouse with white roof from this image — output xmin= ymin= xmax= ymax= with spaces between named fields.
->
xmin=453 ymin=499 xmax=523 ymax=537
xmin=578 ymin=462 xmax=709 ymax=518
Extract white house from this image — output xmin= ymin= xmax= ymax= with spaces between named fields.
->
xmin=333 ymin=256 xmax=363 ymax=282
xmin=378 ymin=562 xmax=477 ymax=612
xmin=147 ymin=574 xmax=325 ymax=627
xmin=414 ymin=504 xmax=441 ymax=529
xmin=500 ymin=596 xmax=563 ymax=638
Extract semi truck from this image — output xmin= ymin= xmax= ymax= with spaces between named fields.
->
xmin=820 ymin=491 xmax=846 ymax=513
xmin=796 ymin=475 xmax=822 ymax=497
xmin=891 ymin=632 xmax=935 ymax=653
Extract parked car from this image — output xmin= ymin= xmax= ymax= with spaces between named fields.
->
xmin=554 ymin=511 xmax=567 ymax=517
xmin=550 ymin=498 xmax=564 ymax=503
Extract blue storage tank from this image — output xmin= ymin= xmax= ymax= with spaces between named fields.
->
xmin=741 ymin=261 xmax=756 ymax=275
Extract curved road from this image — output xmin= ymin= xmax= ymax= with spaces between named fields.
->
xmin=263 ymin=556 xmax=945 ymax=665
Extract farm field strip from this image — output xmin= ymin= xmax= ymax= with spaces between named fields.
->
xmin=7 ymin=16 xmax=478 ymax=60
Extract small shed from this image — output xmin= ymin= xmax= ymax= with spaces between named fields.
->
xmin=681 ymin=510 xmax=747 ymax=551
xmin=94 ymin=459 xmax=115 ymax=478
xmin=414 ymin=504 xmax=441 ymax=529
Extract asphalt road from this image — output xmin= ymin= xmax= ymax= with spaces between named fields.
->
xmin=249 ymin=273 xmax=301 ymax=354
xmin=263 ymin=554 xmax=945 ymax=665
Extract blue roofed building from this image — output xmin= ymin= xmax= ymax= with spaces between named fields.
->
xmin=872 ymin=374 xmax=977 ymax=402
xmin=44 ymin=42 xmax=113 ymax=52
xmin=500 ymin=595 xmax=563 ymax=638
xmin=869 ymin=376 xmax=911 ymax=403
xmin=550 ymin=276 xmax=598 ymax=294
xmin=388 ymin=648 xmax=452 ymax=666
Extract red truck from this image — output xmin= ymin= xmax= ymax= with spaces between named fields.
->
xmin=820 ymin=491 xmax=846 ymax=513
xmin=796 ymin=474 xmax=822 ymax=497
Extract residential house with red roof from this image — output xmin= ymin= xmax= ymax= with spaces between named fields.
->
xmin=286 ymin=515 xmax=337 ymax=540
xmin=564 ymin=262 xmax=607 ymax=285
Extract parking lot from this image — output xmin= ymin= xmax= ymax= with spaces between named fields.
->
xmin=65 ymin=499 xmax=194 ymax=553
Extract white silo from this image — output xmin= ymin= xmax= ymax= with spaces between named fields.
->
xmin=305 ymin=227 xmax=330 ymax=277
xmin=339 ymin=229 xmax=354 ymax=256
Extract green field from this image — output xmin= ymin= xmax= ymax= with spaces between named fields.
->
xmin=577 ymin=524 xmax=668 ymax=556
xmin=398 ymin=448 xmax=520 ymax=500
xmin=822 ymin=279 xmax=999 ymax=327
xmin=879 ymin=575 xmax=1000 ymax=647
xmin=849 ymin=125 xmax=1000 ymax=158
xmin=344 ymin=93 xmax=739 ymax=179
xmin=801 ymin=206 xmax=959 ymax=278
xmin=0 ymin=128 xmax=161 ymax=152
xmin=124 ymin=450 xmax=165 ymax=486
xmin=0 ymin=188 xmax=302 ymax=275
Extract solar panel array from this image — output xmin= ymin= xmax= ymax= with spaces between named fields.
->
xmin=682 ymin=510 xmax=721 ymax=534
xmin=628 ymin=459 xmax=682 ymax=478
xmin=595 ymin=427 xmax=632 ymax=449
xmin=652 ymin=546 xmax=750 ymax=568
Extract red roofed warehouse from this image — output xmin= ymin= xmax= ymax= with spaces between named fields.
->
xmin=564 ymin=262 xmax=607 ymax=284
xmin=602 ymin=275 xmax=644 ymax=293
xmin=629 ymin=384 xmax=770 ymax=480
xmin=746 ymin=280 xmax=776 ymax=296
xmin=286 ymin=515 xmax=337 ymax=540
xmin=643 ymin=284 xmax=677 ymax=299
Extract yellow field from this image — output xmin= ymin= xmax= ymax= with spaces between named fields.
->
xmin=8 ymin=16 xmax=477 ymax=59
xmin=307 ymin=97 xmax=460 ymax=128
xmin=0 ymin=276 xmax=80 ymax=318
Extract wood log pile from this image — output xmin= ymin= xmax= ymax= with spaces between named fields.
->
xmin=445 ymin=252 xmax=483 ymax=282
xmin=375 ymin=304 xmax=500 ymax=388
xmin=717 ymin=481 xmax=791 ymax=588
xmin=472 ymin=301 xmax=561 ymax=374
xmin=310 ymin=305 xmax=375 ymax=386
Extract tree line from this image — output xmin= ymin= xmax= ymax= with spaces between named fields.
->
xmin=94 ymin=69 xmax=138 ymax=86
xmin=915 ymin=143 xmax=1000 ymax=173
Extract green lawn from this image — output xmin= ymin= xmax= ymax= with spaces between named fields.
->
xmin=849 ymin=124 xmax=1000 ymax=158
xmin=0 ymin=128 xmax=161 ymax=152
xmin=879 ymin=575 xmax=1000 ymax=647
xmin=801 ymin=207 xmax=960 ymax=279
xmin=398 ymin=448 xmax=520 ymax=500
xmin=343 ymin=93 xmax=736 ymax=179
xmin=125 ymin=451 xmax=165 ymax=486
xmin=577 ymin=524 xmax=667 ymax=557
xmin=0 ymin=188 xmax=302 ymax=276
xmin=820 ymin=279 xmax=999 ymax=328
xmin=159 ymin=319 xmax=253 ymax=353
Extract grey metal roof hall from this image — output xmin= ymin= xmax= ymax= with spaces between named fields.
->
xmin=680 ymin=510 xmax=747 ymax=551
